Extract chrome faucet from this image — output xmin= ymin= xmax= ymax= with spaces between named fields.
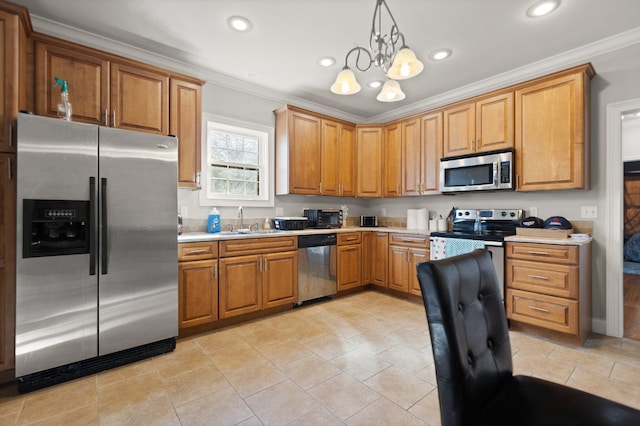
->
xmin=238 ymin=206 xmax=244 ymax=230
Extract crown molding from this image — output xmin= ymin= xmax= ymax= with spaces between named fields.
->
xmin=30 ymin=15 xmax=640 ymax=125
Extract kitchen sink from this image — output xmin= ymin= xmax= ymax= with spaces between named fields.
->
xmin=218 ymin=230 xmax=288 ymax=235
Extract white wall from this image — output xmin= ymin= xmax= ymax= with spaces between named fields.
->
xmin=622 ymin=119 xmax=640 ymax=162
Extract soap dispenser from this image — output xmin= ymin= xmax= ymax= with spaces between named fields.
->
xmin=207 ymin=207 xmax=221 ymax=233
xmin=53 ymin=77 xmax=72 ymax=121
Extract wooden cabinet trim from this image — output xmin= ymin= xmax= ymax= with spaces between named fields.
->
xmin=389 ymin=233 xmax=430 ymax=248
xmin=506 ymin=288 xmax=579 ymax=335
xmin=178 ymin=259 xmax=218 ymax=328
xmin=338 ymin=232 xmax=362 ymax=245
xmin=506 ymin=259 xmax=578 ymax=299
xmin=506 ymin=242 xmax=578 ymax=265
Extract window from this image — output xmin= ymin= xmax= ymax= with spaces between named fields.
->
xmin=200 ymin=115 xmax=273 ymax=207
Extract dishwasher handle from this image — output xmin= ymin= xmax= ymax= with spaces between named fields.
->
xmin=298 ymin=233 xmax=337 ymax=248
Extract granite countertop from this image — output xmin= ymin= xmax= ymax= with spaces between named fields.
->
xmin=178 ymin=226 xmax=431 ymax=243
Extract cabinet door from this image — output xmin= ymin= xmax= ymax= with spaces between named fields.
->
xmin=362 ymin=232 xmax=374 ymax=284
xmin=35 ymin=41 xmax=109 ymax=126
xmin=178 ymin=259 xmax=218 ymax=328
xmin=171 ymin=78 xmax=202 ymax=188
xmin=443 ymin=102 xmax=475 ymax=157
xmin=0 ymin=10 xmax=18 ymax=152
xmin=383 ymin=122 xmax=402 ymax=197
xmin=320 ymin=119 xmax=339 ymax=196
xmin=421 ymin=112 xmax=443 ymax=193
xmin=263 ymin=251 xmax=298 ymax=309
xmin=337 ymin=245 xmax=362 ymax=290
xmin=111 ymin=62 xmax=169 ymax=134
xmin=408 ymin=248 xmax=429 ymax=296
xmin=388 ymin=246 xmax=409 ymax=292
xmin=356 ymin=126 xmax=383 ymax=197
xmin=515 ymin=72 xmax=588 ymax=191
xmin=372 ymin=233 xmax=388 ymax=288
xmin=476 ymin=92 xmax=514 ymax=152
xmin=219 ymin=255 xmax=262 ymax=318
xmin=401 ymin=117 xmax=422 ymax=196
xmin=289 ymin=110 xmax=322 ymax=194
xmin=0 ymin=154 xmax=16 ymax=373
xmin=339 ymin=124 xmax=357 ymax=197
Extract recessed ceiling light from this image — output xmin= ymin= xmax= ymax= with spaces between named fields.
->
xmin=228 ymin=16 xmax=252 ymax=32
xmin=526 ymin=0 xmax=561 ymax=18
xmin=429 ymin=49 xmax=452 ymax=61
xmin=367 ymin=80 xmax=383 ymax=89
xmin=317 ymin=57 xmax=336 ymax=67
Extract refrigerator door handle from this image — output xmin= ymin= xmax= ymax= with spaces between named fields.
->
xmin=101 ymin=177 xmax=108 ymax=275
xmin=89 ymin=177 xmax=97 ymax=276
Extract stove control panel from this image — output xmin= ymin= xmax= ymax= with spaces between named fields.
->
xmin=454 ymin=209 xmax=523 ymax=222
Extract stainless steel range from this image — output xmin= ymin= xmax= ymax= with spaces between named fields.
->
xmin=429 ymin=208 xmax=524 ymax=296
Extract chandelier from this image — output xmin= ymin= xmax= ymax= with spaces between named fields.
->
xmin=330 ymin=0 xmax=424 ymax=102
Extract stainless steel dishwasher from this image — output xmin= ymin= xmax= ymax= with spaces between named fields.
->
xmin=297 ymin=233 xmax=337 ymax=304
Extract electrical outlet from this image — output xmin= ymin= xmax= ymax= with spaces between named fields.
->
xmin=180 ymin=206 xmax=188 ymax=217
xmin=381 ymin=208 xmax=387 ymax=216
xmin=581 ymin=206 xmax=598 ymax=219
xmin=529 ymin=206 xmax=538 ymax=217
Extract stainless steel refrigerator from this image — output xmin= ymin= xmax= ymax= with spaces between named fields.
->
xmin=16 ymin=113 xmax=178 ymax=390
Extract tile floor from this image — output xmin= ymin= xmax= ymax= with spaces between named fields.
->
xmin=2 ymin=290 xmax=640 ymax=425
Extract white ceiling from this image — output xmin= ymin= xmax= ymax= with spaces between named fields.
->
xmin=11 ymin=0 xmax=640 ymax=121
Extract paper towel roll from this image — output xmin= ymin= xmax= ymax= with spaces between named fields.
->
xmin=416 ymin=208 xmax=428 ymax=230
xmin=407 ymin=209 xmax=418 ymax=229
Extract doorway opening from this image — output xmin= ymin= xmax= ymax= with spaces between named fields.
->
xmin=606 ymin=99 xmax=640 ymax=338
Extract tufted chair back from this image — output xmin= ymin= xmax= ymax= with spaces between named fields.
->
xmin=416 ymin=249 xmax=513 ymax=426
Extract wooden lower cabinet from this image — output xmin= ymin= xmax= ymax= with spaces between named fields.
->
xmin=363 ymin=232 xmax=388 ymax=288
xmin=219 ymin=236 xmax=298 ymax=318
xmin=178 ymin=241 xmax=218 ymax=329
xmin=388 ymin=233 xmax=430 ymax=295
xmin=219 ymin=255 xmax=262 ymax=318
xmin=505 ymin=241 xmax=591 ymax=344
xmin=178 ymin=259 xmax=218 ymax=328
xmin=337 ymin=232 xmax=363 ymax=291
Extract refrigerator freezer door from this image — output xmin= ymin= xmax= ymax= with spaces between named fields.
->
xmin=16 ymin=114 xmax=99 ymax=376
xmin=97 ymin=127 xmax=178 ymax=356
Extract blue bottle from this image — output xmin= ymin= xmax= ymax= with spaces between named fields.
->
xmin=207 ymin=208 xmax=221 ymax=233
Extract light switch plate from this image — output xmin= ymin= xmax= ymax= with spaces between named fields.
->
xmin=180 ymin=206 xmax=188 ymax=217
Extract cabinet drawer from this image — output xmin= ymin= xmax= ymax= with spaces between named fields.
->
xmin=338 ymin=232 xmax=361 ymax=245
xmin=506 ymin=259 xmax=578 ymax=299
xmin=178 ymin=241 xmax=218 ymax=261
xmin=506 ymin=289 xmax=578 ymax=335
xmin=389 ymin=233 xmax=429 ymax=248
xmin=220 ymin=236 xmax=297 ymax=257
xmin=506 ymin=242 xmax=578 ymax=265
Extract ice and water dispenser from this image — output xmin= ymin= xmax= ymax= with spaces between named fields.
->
xmin=22 ymin=199 xmax=90 ymax=258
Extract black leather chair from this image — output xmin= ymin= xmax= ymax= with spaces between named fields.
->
xmin=416 ymin=249 xmax=640 ymax=426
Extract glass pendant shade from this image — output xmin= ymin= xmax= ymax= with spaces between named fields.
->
xmin=387 ymin=47 xmax=424 ymax=80
xmin=376 ymin=79 xmax=406 ymax=102
xmin=330 ymin=68 xmax=361 ymax=95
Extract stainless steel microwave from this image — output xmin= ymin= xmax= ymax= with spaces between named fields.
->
xmin=439 ymin=149 xmax=514 ymax=193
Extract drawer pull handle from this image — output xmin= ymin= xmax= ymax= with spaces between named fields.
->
xmin=186 ymin=249 xmax=209 ymax=255
xmin=397 ymin=237 xmax=425 ymax=242
xmin=528 ymin=251 xmax=549 ymax=256
xmin=528 ymin=305 xmax=550 ymax=313
xmin=529 ymin=274 xmax=549 ymax=280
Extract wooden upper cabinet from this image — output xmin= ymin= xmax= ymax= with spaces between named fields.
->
xmin=0 ymin=9 xmax=18 ymax=152
xmin=275 ymin=106 xmax=322 ymax=195
xmin=443 ymin=102 xmax=475 ymax=157
xmin=443 ymin=92 xmax=513 ymax=157
xmin=35 ymin=40 xmax=109 ymax=125
xmin=320 ymin=119 xmax=339 ymax=196
xmin=400 ymin=116 xmax=422 ymax=196
xmin=421 ymin=111 xmax=443 ymax=194
xmin=339 ymin=124 xmax=357 ymax=197
xmin=383 ymin=122 xmax=402 ymax=197
xmin=356 ymin=125 xmax=383 ymax=197
xmin=171 ymin=78 xmax=202 ymax=188
xmin=111 ymin=62 xmax=168 ymax=134
xmin=515 ymin=65 xmax=594 ymax=191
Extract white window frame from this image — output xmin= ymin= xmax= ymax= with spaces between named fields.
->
xmin=199 ymin=113 xmax=274 ymax=207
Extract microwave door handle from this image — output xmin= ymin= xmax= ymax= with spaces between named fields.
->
xmin=493 ymin=162 xmax=499 ymax=187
